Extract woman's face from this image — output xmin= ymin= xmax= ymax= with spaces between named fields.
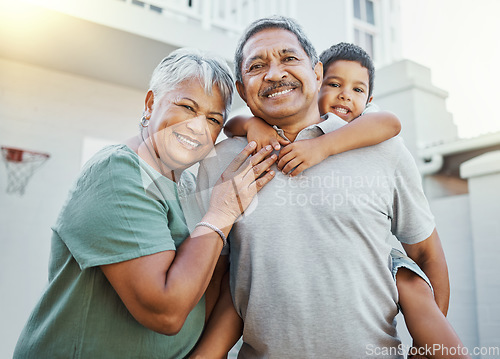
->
xmin=145 ymin=78 xmax=226 ymax=171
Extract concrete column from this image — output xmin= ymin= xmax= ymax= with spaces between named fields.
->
xmin=460 ymin=151 xmax=500 ymax=356
xmin=374 ymin=59 xmax=457 ymax=158
xmin=374 ymin=60 xmax=460 ymax=198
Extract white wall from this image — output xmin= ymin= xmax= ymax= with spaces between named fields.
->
xmin=461 ymin=152 xmax=500 ymax=356
xmin=295 ymin=0 xmax=350 ymax=56
xmin=429 ymin=195 xmax=480 ymax=354
xmin=373 ymin=59 xmax=490 ymax=355
xmin=375 ymin=60 xmax=457 ymax=156
xmin=389 ymin=194 xmax=478 ymax=355
xmin=0 ymin=58 xmax=143 ymax=358
xmin=295 ymin=0 xmax=402 ymax=68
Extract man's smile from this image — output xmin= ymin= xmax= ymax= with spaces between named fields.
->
xmin=267 ymin=88 xmax=293 ymax=98
xmin=260 ymin=81 xmax=300 ymax=98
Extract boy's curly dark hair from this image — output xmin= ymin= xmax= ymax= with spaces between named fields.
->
xmin=319 ymin=42 xmax=375 ymax=100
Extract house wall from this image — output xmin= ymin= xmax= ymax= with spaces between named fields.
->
xmin=295 ymin=0 xmax=350 ymax=56
xmin=428 ymin=195 xmax=480 ymax=353
xmin=461 ymin=152 xmax=500 ymax=356
xmin=0 ymin=58 xmax=143 ymax=358
xmin=373 ymin=59 xmax=500 ymax=357
xmin=15 ymin=0 xmax=241 ymax=61
xmin=374 ymin=59 xmax=457 ymax=157
xmin=295 ymin=0 xmax=401 ymax=68
xmin=388 ymin=194 xmax=479 ymax=355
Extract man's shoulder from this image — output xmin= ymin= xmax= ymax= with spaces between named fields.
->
xmin=372 ymin=135 xmax=420 ymax=174
xmin=341 ymin=135 xmax=411 ymax=171
xmin=196 ymin=137 xmax=249 ymax=200
xmin=212 ymin=136 xmax=248 ymax=163
xmin=379 ymin=134 xmax=405 ymax=149
xmin=200 ymin=136 xmax=248 ymax=174
xmin=215 ymin=136 xmax=248 ymax=151
xmin=381 ymin=135 xmax=411 ymax=157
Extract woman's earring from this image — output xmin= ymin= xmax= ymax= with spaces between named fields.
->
xmin=140 ymin=115 xmax=150 ymax=128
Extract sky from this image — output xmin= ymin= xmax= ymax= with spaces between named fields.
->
xmin=399 ymin=0 xmax=500 ymax=138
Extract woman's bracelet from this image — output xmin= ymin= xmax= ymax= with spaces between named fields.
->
xmin=195 ymin=222 xmax=227 ymax=247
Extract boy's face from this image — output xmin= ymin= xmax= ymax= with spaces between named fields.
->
xmin=318 ymin=60 xmax=373 ymax=122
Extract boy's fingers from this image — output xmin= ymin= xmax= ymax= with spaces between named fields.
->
xmin=270 ymin=139 xmax=281 ymax=151
xmin=277 ymin=145 xmax=293 ymax=162
xmin=277 ymin=137 xmax=290 ymax=146
xmin=277 ymin=141 xmax=299 ymax=161
xmin=281 ymin=158 xmax=302 ymax=175
xmin=277 ymin=151 xmax=295 ymax=170
xmin=289 ymin=164 xmax=307 ymax=177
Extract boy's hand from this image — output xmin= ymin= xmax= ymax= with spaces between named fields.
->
xmin=247 ymin=117 xmax=290 ymax=152
xmin=278 ymin=138 xmax=329 ymax=177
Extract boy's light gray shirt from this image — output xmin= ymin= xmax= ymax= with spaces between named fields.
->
xmin=197 ymin=113 xmax=435 ymax=359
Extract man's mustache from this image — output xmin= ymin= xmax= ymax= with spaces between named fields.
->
xmin=259 ymin=81 xmax=300 ymax=97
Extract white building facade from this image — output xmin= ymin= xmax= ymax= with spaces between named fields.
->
xmin=1 ymin=0 xmax=498 ymax=358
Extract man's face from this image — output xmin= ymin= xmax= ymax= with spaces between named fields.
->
xmin=236 ymin=28 xmax=322 ymax=125
xmin=318 ymin=60 xmax=373 ymax=122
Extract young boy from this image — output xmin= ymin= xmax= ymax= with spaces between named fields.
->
xmin=223 ymin=42 xmax=469 ymax=359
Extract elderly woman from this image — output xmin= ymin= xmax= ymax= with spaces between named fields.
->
xmin=13 ymin=48 xmax=276 ymax=358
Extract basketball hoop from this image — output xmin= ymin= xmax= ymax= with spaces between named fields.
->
xmin=1 ymin=146 xmax=50 ymax=195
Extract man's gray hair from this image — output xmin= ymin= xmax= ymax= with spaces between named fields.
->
xmin=234 ymin=15 xmax=319 ymax=84
xmin=149 ymin=48 xmax=234 ymax=119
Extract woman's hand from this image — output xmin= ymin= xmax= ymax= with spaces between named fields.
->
xmin=100 ymin=143 xmax=275 ymax=337
xmin=207 ymin=141 xmax=276 ymax=226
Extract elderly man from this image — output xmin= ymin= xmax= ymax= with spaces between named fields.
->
xmin=194 ymin=16 xmax=449 ymax=359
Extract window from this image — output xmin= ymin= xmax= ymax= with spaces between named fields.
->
xmin=353 ymin=0 xmax=361 ymax=19
xmin=366 ymin=0 xmax=375 ymax=24
xmin=354 ymin=28 xmax=361 ymax=45
xmin=365 ymin=33 xmax=374 ymax=56
xmin=352 ymin=0 xmax=377 ymax=60
xmin=150 ymin=4 xmax=162 ymax=13
xmin=354 ymin=0 xmax=375 ymax=24
xmin=131 ymin=0 xmax=145 ymax=7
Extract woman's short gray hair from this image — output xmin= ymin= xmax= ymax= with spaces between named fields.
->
xmin=149 ymin=48 xmax=234 ymax=119
xmin=234 ymin=15 xmax=318 ymax=84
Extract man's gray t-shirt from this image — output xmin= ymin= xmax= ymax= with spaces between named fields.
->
xmin=197 ymin=114 xmax=435 ymax=359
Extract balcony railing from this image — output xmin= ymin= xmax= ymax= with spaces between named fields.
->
xmin=119 ymin=0 xmax=297 ymax=34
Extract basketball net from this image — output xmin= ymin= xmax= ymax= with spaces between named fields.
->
xmin=1 ymin=147 xmax=50 ymax=195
